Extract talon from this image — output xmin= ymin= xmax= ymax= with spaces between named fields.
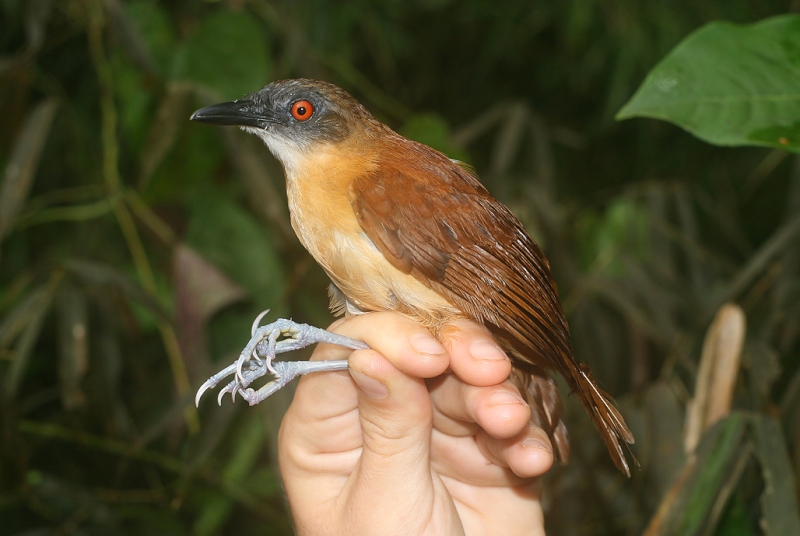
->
xmin=195 ymin=362 xmax=238 ymax=407
xmin=236 ymin=325 xmax=271 ymax=386
xmin=251 ymin=309 xmax=271 ymax=336
xmin=195 ymin=380 xmax=212 ymax=407
xmin=236 ymin=348 xmax=250 ymax=386
xmin=265 ymin=342 xmax=279 ymax=376
xmin=218 ymin=387 xmax=229 ymax=406
xmin=196 ymin=315 xmax=369 ymax=406
xmin=236 ymin=358 xmax=246 ymax=387
xmin=217 ymin=379 xmax=240 ymax=405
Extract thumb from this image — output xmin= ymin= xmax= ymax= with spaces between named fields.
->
xmin=349 ymin=348 xmax=432 ymax=462
xmin=346 ymin=348 xmax=435 ymax=516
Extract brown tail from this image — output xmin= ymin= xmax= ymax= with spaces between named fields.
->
xmin=511 ymin=367 xmax=571 ymax=464
xmin=570 ymin=362 xmax=637 ymax=476
xmin=488 ymin=323 xmax=636 ymax=475
xmin=512 ymin=363 xmax=635 ymax=475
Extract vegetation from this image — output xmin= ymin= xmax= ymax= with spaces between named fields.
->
xmin=1 ymin=1 xmax=798 ymax=534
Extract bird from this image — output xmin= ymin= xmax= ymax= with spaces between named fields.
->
xmin=190 ymin=79 xmax=635 ymax=476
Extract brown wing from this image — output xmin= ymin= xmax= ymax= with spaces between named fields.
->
xmin=350 ymin=139 xmax=635 ymax=475
xmin=350 ymin=142 xmax=571 ymax=372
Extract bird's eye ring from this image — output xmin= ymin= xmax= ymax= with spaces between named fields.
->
xmin=291 ymin=100 xmax=314 ymax=121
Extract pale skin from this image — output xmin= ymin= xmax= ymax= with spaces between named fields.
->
xmin=278 ymin=312 xmax=552 ymax=535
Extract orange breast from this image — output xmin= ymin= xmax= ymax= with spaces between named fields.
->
xmin=284 ymin=141 xmax=459 ymax=325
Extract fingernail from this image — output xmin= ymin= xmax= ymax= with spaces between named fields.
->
xmin=410 ymin=333 xmax=446 ymax=356
xmin=469 ymin=339 xmax=507 ymax=361
xmin=350 ymin=369 xmax=389 ymax=399
xmin=488 ymin=390 xmax=525 ymax=406
xmin=522 ymin=437 xmax=551 ymax=452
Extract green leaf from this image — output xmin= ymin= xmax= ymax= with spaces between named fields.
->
xmin=673 ymin=414 xmax=749 ymax=536
xmin=752 ymin=416 xmax=800 ymax=536
xmin=617 ymin=15 xmax=800 ymax=152
xmin=173 ymin=10 xmax=271 ymax=100
xmin=645 ymin=413 xmax=750 ymax=536
xmin=715 ymin=496 xmax=755 ymax=536
xmin=185 ymin=186 xmax=285 ymax=310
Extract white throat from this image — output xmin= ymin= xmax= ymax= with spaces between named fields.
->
xmin=244 ymin=126 xmax=308 ymax=177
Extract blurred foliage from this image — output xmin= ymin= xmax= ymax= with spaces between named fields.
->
xmin=1 ymin=0 xmax=799 ymax=535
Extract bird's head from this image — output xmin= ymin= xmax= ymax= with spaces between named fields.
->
xmin=191 ymin=79 xmax=384 ymax=171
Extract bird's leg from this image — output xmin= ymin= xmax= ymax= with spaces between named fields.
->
xmin=195 ymin=310 xmax=368 ymax=406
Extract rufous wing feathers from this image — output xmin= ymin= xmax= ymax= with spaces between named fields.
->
xmin=350 ymin=138 xmax=636 ymax=474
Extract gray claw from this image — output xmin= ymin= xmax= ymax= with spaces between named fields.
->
xmin=195 ymin=363 xmax=237 ymax=407
xmin=195 ymin=315 xmax=369 ymax=407
xmin=218 ymin=385 xmax=231 ymax=405
xmin=251 ymin=309 xmax=271 ymax=336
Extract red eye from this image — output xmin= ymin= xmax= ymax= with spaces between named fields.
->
xmin=291 ymin=100 xmax=314 ymax=121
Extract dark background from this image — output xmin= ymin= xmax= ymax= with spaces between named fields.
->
xmin=1 ymin=1 xmax=798 ymax=534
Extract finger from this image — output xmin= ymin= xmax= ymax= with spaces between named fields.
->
xmin=476 ymin=424 xmax=554 ymax=479
xmin=440 ymin=319 xmax=512 ymax=387
xmin=288 ymin=311 xmax=444 ymax=427
xmin=428 ymin=374 xmax=531 ymax=440
xmin=431 ymin=424 xmax=552 ymax=486
xmin=344 ymin=347 xmax=437 ymax=531
xmin=430 ymin=432 xmax=528 ymax=487
xmin=348 ymin=347 xmax=432 ymax=461
xmin=278 ymin=365 xmax=361 ymax=478
xmin=328 ymin=312 xmax=450 ymax=379
xmin=283 ymin=324 xmax=360 ymax=429
xmin=279 ymin=319 xmax=363 ymax=463
xmin=282 ymin=312 xmax=450 ymax=458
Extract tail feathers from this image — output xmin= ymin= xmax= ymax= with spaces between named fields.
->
xmin=512 ymin=368 xmax=571 ymax=464
xmin=575 ymin=363 xmax=637 ymax=477
xmin=488 ymin=323 xmax=635 ymax=475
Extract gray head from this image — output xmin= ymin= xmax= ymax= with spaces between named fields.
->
xmin=191 ymin=79 xmax=384 ymax=168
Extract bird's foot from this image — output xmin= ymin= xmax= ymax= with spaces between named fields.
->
xmin=195 ymin=310 xmax=368 ymax=406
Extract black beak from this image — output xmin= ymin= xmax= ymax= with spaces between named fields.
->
xmin=190 ymin=100 xmax=271 ymax=128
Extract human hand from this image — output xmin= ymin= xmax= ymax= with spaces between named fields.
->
xmin=278 ymin=312 xmax=552 ymax=536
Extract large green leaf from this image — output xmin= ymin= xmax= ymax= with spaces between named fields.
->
xmin=617 ymin=15 xmax=800 ymax=152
